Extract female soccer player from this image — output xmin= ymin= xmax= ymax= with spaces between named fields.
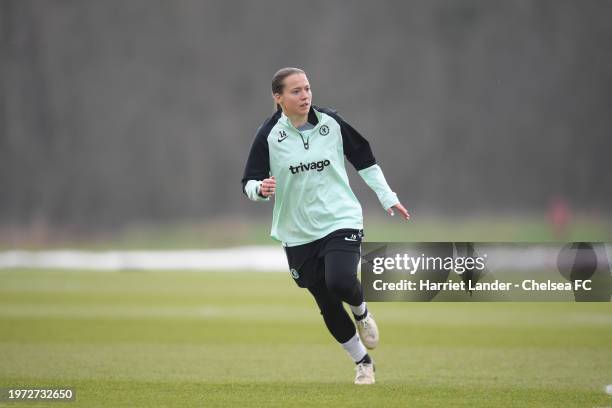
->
xmin=241 ymin=67 xmax=410 ymax=385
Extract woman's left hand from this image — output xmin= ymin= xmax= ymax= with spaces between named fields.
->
xmin=387 ymin=203 xmax=410 ymax=220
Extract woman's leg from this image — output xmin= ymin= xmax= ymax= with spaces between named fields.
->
xmin=324 ymin=250 xmax=379 ymax=350
xmin=307 ymin=278 xmax=356 ymax=343
xmin=323 ymin=251 xmax=363 ymax=307
xmin=307 ymin=278 xmax=370 ymax=359
xmin=307 ymin=263 xmax=375 ymax=384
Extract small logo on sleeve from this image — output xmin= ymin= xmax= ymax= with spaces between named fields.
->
xmin=290 ymin=268 xmax=300 ymax=279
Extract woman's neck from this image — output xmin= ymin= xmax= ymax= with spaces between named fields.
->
xmin=288 ymin=114 xmax=308 ymax=128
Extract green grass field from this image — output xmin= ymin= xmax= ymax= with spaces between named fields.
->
xmin=0 ymin=269 xmax=611 ymax=407
xmin=3 ymin=215 xmax=612 ymax=249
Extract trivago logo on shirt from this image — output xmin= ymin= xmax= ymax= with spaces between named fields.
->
xmin=289 ymin=159 xmax=331 ymax=174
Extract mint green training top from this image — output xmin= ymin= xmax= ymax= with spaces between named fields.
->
xmin=241 ymin=106 xmax=398 ymax=247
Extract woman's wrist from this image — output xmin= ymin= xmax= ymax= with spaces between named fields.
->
xmin=256 ymin=181 xmax=266 ymax=198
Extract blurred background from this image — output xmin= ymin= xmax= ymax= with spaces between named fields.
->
xmin=1 ymin=3 xmax=611 ymax=404
xmin=1 ymin=0 xmax=611 ymax=248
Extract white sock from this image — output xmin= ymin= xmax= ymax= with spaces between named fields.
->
xmin=341 ymin=332 xmax=367 ymax=363
xmin=349 ymin=301 xmax=367 ymax=317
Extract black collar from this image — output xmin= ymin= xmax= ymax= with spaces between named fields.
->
xmin=308 ymin=106 xmax=319 ymax=126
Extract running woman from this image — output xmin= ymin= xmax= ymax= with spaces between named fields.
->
xmin=241 ymin=67 xmax=410 ymax=385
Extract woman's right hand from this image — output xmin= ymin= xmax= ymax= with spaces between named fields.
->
xmin=260 ymin=176 xmax=276 ymax=197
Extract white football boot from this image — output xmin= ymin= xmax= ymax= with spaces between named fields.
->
xmin=356 ymin=313 xmax=379 ymax=349
xmin=354 ymin=362 xmax=375 ymax=385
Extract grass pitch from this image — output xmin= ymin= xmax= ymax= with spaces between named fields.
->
xmin=0 ymin=269 xmax=611 ymax=407
xmin=4 ymin=216 xmax=612 ymax=249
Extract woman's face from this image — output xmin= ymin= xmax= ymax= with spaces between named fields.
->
xmin=274 ymin=73 xmax=311 ymax=118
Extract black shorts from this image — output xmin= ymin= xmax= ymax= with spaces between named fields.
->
xmin=283 ymin=228 xmax=363 ymax=288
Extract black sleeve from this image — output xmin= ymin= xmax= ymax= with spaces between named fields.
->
xmin=319 ymin=107 xmax=377 ymax=171
xmin=240 ymin=111 xmax=280 ymax=195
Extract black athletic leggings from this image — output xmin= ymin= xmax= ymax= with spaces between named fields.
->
xmin=307 ymin=250 xmax=363 ymax=344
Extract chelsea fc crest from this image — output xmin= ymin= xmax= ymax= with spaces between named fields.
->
xmin=290 ymin=268 xmax=300 ymax=279
xmin=319 ymin=125 xmax=329 ymax=136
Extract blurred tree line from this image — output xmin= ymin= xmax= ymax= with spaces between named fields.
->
xmin=1 ymin=0 xmax=611 ymax=232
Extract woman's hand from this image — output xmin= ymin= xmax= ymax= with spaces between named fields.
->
xmin=260 ymin=176 xmax=276 ymax=197
xmin=387 ymin=203 xmax=410 ymax=220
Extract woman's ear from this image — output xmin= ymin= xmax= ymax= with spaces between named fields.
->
xmin=272 ymin=92 xmax=282 ymax=107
